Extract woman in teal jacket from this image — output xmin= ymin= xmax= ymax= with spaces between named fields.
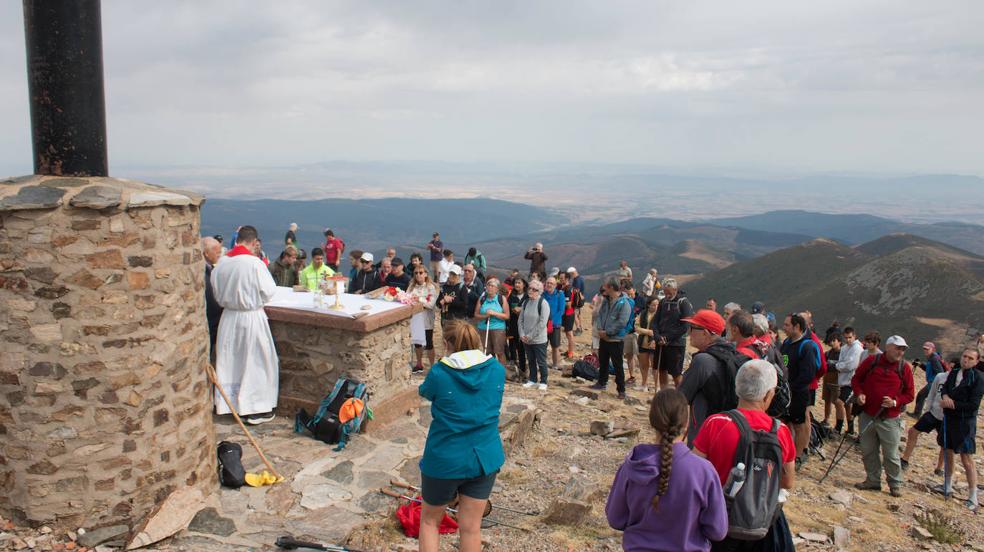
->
xmin=418 ymin=320 xmax=505 ymax=552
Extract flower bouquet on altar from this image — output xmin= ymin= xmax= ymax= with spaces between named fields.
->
xmin=366 ymin=286 xmax=413 ymax=304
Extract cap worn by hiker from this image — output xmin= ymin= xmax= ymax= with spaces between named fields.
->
xmin=886 ymin=335 xmax=908 ymax=348
xmin=922 ymin=341 xmax=935 ymax=350
xmin=681 ymin=309 xmax=726 ymax=336
xmin=549 ymin=267 xmax=560 ymax=277
xmin=567 ymin=266 xmax=577 ymax=273
xmin=361 ymin=252 xmax=374 ymax=262
xmin=751 ymin=301 xmax=765 ymax=314
xmin=448 ymin=264 xmax=463 ymax=276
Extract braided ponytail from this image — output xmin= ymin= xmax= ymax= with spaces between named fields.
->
xmin=648 ymin=389 xmax=689 ymax=511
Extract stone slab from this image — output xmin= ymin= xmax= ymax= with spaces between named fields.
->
xmin=0 ymin=185 xmax=65 ymax=211
xmin=69 ymin=185 xmax=122 ymax=209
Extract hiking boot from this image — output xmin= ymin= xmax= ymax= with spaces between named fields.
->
xmin=626 ymin=377 xmax=636 ymax=385
xmin=930 ymin=484 xmax=952 ymax=498
xmin=854 ymin=481 xmax=882 ymax=491
xmin=933 ymin=468 xmax=944 ymax=476
xmin=900 ymin=459 xmax=910 ymax=470
xmin=246 ymin=412 xmax=275 ymax=425
xmin=522 ymin=381 xmax=536 ymax=389
xmin=574 ymin=329 xmax=583 ymax=336
xmin=965 ymin=499 xmax=979 ymax=513
xmin=889 ymin=487 xmax=903 ymax=498
xmin=589 ymin=383 xmax=606 ymax=390
xmin=617 ymin=392 xmax=626 ymax=400
xmin=412 ymin=364 xmax=425 ymax=373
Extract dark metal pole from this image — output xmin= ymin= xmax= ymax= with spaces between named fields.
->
xmin=23 ymin=0 xmax=108 ymax=177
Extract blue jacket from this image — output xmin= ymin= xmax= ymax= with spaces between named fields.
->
xmin=924 ymin=352 xmax=946 ymax=384
xmin=595 ymin=293 xmax=633 ymax=339
xmin=543 ymin=288 xmax=566 ymax=327
xmin=419 ymin=351 xmax=505 ymax=479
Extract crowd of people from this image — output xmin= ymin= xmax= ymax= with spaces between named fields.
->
xmin=202 ymin=223 xmax=984 ymax=552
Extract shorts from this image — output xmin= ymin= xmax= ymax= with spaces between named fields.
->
xmin=837 ymin=385 xmax=853 ymax=404
xmin=822 ymin=382 xmax=840 ymax=403
xmin=482 ymin=328 xmax=506 ymax=357
xmin=655 ymin=345 xmax=685 ymax=377
xmin=938 ymin=415 xmax=977 ymax=454
xmin=548 ymin=327 xmax=562 ymax=348
xmin=623 ymin=333 xmax=638 ymax=357
xmin=421 ymin=471 xmax=498 ymax=505
xmin=786 ymin=389 xmax=816 ymax=425
xmin=912 ymin=412 xmax=942 ymax=434
xmin=562 ymin=314 xmax=575 ymax=332
xmin=414 ymin=329 xmax=434 ymax=351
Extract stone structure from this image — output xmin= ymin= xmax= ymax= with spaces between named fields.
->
xmin=0 ymin=175 xmax=216 ymax=530
xmin=265 ymin=304 xmax=420 ymax=427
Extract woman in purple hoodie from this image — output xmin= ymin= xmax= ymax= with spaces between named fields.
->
xmin=606 ymin=389 xmax=728 ymax=551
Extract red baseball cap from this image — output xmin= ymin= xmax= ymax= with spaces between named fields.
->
xmin=682 ymin=309 xmax=726 ymax=335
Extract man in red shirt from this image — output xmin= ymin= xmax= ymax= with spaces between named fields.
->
xmin=850 ymin=335 xmax=915 ymax=497
xmin=322 ymin=229 xmax=345 ymax=272
xmin=693 ymin=359 xmax=796 ymax=550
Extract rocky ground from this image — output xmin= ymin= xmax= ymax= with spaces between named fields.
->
xmin=3 ymin=314 xmax=982 ymax=552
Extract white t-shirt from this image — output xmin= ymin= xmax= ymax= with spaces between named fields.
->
xmin=438 ymin=259 xmax=454 ymax=284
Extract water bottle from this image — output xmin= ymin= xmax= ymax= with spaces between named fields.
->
xmin=726 ymin=462 xmax=746 ymax=498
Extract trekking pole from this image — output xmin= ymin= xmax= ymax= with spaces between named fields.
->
xmin=275 ymin=536 xmax=364 ymax=551
xmin=390 ymin=480 xmax=540 ymax=516
xmin=817 ymin=406 xmax=884 ymax=484
xmin=378 ymin=488 xmax=530 ymax=531
xmin=206 ymin=363 xmax=283 ymax=481
xmin=942 ymin=412 xmax=949 ymax=503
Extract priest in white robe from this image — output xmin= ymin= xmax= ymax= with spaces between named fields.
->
xmin=210 ymin=225 xmax=279 ymax=424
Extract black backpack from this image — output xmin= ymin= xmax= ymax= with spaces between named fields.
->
xmin=722 ymin=410 xmax=784 ymax=541
xmin=295 ymin=378 xmax=369 ymax=450
xmin=701 ymin=344 xmax=744 ymax=414
xmin=748 ymin=341 xmax=792 ymax=419
xmin=217 ymin=441 xmax=246 ymax=488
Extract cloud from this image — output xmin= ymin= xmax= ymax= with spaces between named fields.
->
xmin=0 ymin=0 xmax=982 ymax=176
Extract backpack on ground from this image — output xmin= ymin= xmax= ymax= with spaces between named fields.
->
xmin=295 ymin=377 xmax=372 ymax=451
xmin=217 ymin=441 xmax=246 ymax=488
xmin=722 ymin=410 xmax=785 ymax=541
xmin=572 ymin=358 xmax=599 ymax=381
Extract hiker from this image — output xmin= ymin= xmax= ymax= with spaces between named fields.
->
xmin=386 ymin=257 xmax=411 ymax=290
xmin=322 ymin=228 xmax=345 ymax=272
xmin=377 ymin=258 xmax=393 ymax=289
xmin=820 ymin=332 xmax=843 ymax=430
xmin=284 ymin=222 xmax=297 ymax=246
xmin=427 ymin=233 xmax=444 ymax=280
xmin=937 ymin=348 xmax=984 ymax=511
xmin=705 ymin=298 xmax=717 ymax=312
xmin=621 ymin=283 xmax=640 ymax=386
xmin=833 ymin=327 xmax=863 ymax=435
xmin=348 ymin=252 xmax=380 ymax=294
xmin=507 ymin=277 xmax=529 ymax=379
xmin=524 ymin=242 xmax=548 ymax=281
xmin=408 ymin=265 xmax=440 ymax=372
xmin=543 ymin=276 xmax=566 ymax=370
xmin=617 ymin=260 xmax=633 ymax=284
xmin=653 ymin=278 xmax=694 ymax=389
xmin=210 ymin=226 xmax=279 ymax=425
xmin=693 ymin=360 xmax=797 ymax=552
xmin=912 ymin=341 xmax=948 ymax=418
xmin=859 ymin=331 xmax=882 ymax=364
xmin=461 ymin=264 xmax=483 ymax=318
xmin=851 ymin=335 xmax=915 ymax=497
xmin=269 ymin=246 xmax=300 ymax=287
xmin=463 ymin=247 xmax=487 ymax=279
xmin=439 ymin=265 xmax=470 ymax=323
xmin=475 ymin=278 xmax=509 ymax=363
xmin=519 ymin=279 xmax=551 ymax=389
xmin=347 ymin=249 xmax=363 ymax=281
xmin=780 ymin=313 xmax=822 ymax=469
xmin=677 ymin=309 xmax=735 ymax=445
xmin=438 ymin=249 xmax=455 ymax=284
xmin=591 ymin=277 xmax=633 ymax=399
xmin=900 ymin=364 xmax=947 ymax=475
xmin=635 ymin=297 xmax=659 ymax=392
xmin=418 ymin=321 xmax=505 ymax=552
xmin=298 ymin=247 xmax=334 ymax=291
xmin=567 ymin=267 xmax=586 ymax=334
xmin=606 ymin=389 xmax=728 ymax=551
xmin=557 ymin=272 xmax=577 ymax=360
xmin=408 ymin=252 xmax=424 ymax=276
xmin=641 ymin=268 xmax=660 ymax=301
xmin=202 ymin=236 xmax=223 ymax=359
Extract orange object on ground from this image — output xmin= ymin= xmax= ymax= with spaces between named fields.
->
xmin=395 ymin=496 xmax=458 ymax=538
xmin=338 ymin=397 xmax=365 ymax=424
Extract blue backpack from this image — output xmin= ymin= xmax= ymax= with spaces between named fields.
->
xmin=294 ymin=378 xmax=372 ymax=451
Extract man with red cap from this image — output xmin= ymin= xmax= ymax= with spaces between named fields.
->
xmin=677 ymin=309 xmax=742 ymax=445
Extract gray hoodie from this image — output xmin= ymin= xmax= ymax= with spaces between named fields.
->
xmin=519 ymin=295 xmax=550 ymax=345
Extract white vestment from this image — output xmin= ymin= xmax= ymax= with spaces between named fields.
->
xmin=210 ymin=253 xmax=279 ymax=416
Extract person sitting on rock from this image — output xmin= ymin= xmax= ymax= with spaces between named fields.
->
xmin=606 ymin=388 xmax=727 ymax=552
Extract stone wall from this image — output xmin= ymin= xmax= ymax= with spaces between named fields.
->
xmin=269 ymin=317 xmax=412 ymax=417
xmin=0 ymin=176 xmax=216 ymax=530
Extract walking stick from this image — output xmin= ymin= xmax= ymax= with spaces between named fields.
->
xmin=275 ymin=536 xmax=363 ymax=552
xmin=206 ymin=363 xmax=283 ymax=481
xmin=942 ymin=412 xmax=950 ymax=502
xmin=817 ymin=406 xmax=884 ymax=484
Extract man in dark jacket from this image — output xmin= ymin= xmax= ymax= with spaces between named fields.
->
xmin=438 ymin=265 xmax=470 ymax=323
xmin=937 ymin=348 xmax=984 ymax=510
xmin=781 ymin=313 xmax=822 ymax=468
xmin=268 ymin=246 xmax=299 ymax=287
xmin=652 ymin=278 xmax=693 ymax=388
xmin=851 ymin=335 xmax=915 ymax=497
xmin=524 ymin=243 xmax=548 ymax=280
xmin=202 ymin=237 xmax=223 ymax=360
xmin=677 ymin=309 xmax=737 ymax=446
xmin=349 ymin=252 xmax=381 ymax=294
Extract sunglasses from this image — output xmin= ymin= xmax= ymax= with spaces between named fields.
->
xmin=414 ymin=271 xmax=427 ymax=275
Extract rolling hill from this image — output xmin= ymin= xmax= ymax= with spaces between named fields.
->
xmin=684 ymin=234 xmax=984 ymax=352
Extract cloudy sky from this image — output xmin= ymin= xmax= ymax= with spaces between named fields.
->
xmin=1 ymin=1 xmax=983 ymax=177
